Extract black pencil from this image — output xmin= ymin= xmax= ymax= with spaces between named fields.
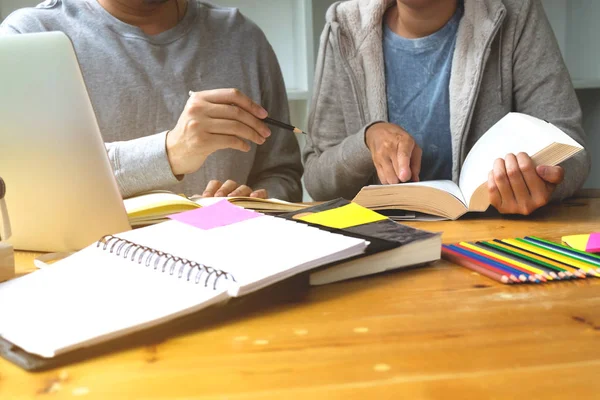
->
xmin=263 ymin=117 xmax=307 ymax=135
xmin=187 ymin=91 xmax=307 ymax=135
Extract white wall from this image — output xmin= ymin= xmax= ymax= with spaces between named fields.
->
xmin=0 ymin=0 xmax=34 ymax=19
xmin=577 ymin=90 xmax=600 ymax=188
xmin=541 ymin=0 xmax=567 ymax=55
xmin=541 ymin=0 xmax=600 ymax=188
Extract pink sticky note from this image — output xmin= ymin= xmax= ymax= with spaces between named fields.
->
xmin=587 ymin=233 xmax=600 ymax=253
xmin=168 ymin=200 xmax=263 ymax=230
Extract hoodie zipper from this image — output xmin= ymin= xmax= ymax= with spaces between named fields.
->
xmin=458 ymin=8 xmax=506 ymax=164
xmin=335 ymin=28 xmax=368 ymax=127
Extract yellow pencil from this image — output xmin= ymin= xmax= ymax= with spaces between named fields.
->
xmin=460 ymin=242 xmax=552 ymax=281
xmin=503 ymin=239 xmax=600 ymax=277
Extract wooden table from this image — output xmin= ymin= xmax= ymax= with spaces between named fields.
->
xmin=2 ymin=196 xmax=600 ymax=399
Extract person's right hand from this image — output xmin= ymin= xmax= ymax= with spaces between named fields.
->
xmin=365 ymin=122 xmax=422 ymax=184
xmin=166 ymin=89 xmax=272 ymax=176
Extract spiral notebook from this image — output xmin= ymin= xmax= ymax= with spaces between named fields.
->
xmin=0 ymin=212 xmax=367 ymax=361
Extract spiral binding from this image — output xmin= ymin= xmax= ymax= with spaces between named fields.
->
xmin=97 ymin=235 xmax=236 ymax=290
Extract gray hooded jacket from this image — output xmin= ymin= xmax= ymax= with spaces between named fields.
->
xmin=303 ymin=0 xmax=590 ymax=201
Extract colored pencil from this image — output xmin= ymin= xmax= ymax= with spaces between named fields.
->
xmin=496 ymin=239 xmax=585 ymax=279
xmin=481 ymin=241 xmax=564 ymax=279
xmin=460 ymin=242 xmax=546 ymax=282
xmin=477 ymin=241 xmax=556 ymax=280
xmin=454 ymin=243 xmax=532 ymax=282
xmin=512 ymin=238 xmax=600 ymax=277
xmin=525 ymin=236 xmax=600 ymax=266
xmin=442 ymin=246 xmax=511 ymax=284
xmin=493 ymin=239 xmax=585 ymax=278
xmin=447 ymin=245 xmax=521 ymax=282
xmin=504 ymin=239 xmax=590 ymax=278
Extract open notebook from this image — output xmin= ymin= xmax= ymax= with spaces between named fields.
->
xmin=0 ymin=209 xmax=367 ymax=360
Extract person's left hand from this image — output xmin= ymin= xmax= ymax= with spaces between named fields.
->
xmin=487 ymin=153 xmax=564 ymax=215
xmin=198 ymin=179 xmax=268 ymax=198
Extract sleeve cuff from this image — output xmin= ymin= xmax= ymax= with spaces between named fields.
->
xmin=343 ymin=122 xmax=381 ymax=173
xmin=113 ymin=131 xmax=182 ymax=198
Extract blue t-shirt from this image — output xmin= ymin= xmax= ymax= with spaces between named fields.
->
xmin=383 ymin=6 xmax=463 ymax=181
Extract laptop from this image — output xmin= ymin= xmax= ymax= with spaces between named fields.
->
xmin=0 ymin=32 xmax=131 ymax=252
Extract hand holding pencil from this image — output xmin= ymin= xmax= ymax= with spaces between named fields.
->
xmin=166 ymin=88 xmax=272 ymax=176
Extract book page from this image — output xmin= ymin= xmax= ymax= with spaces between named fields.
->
xmin=124 ymin=192 xmax=196 ymax=216
xmin=459 ymin=113 xmax=584 ymax=208
xmin=192 ymin=197 xmax=300 ymax=207
xmin=389 ymin=180 xmax=466 ymax=205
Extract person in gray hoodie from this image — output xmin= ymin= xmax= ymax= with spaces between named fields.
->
xmin=303 ymin=0 xmax=590 ymax=215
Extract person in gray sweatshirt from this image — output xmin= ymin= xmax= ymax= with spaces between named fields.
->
xmin=303 ymin=0 xmax=590 ymax=215
xmin=0 ymin=0 xmax=303 ymax=201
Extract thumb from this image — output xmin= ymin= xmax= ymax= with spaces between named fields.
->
xmin=536 ymin=165 xmax=565 ymax=185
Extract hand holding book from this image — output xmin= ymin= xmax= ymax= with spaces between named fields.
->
xmin=487 ymin=153 xmax=565 ymax=215
xmin=354 ymin=113 xmax=584 ymax=220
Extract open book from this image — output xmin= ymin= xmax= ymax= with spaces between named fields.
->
xmin=125 ymin=191 xmax=308 ymax=226
xmin=353 ymin=113 xmax=584 ymax=220
xmin=0 ymin=207 xmax=367 ymax=361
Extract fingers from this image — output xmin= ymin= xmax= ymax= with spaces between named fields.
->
xmin=366 ymin=123 xmax=418 ymax=185
xmin=396 ymin=138 xmax=415 ymax=182
xmin=536 ymin=165 xmax=565 ymax=185
xmin=487 ymin=171 xmax=502 ymax=210
xmin=206 ymin=118 xmax=267 ymax=145
xmin=214 ymin=180 xmax=240 ymax=197
xmin=196 ymin=88 xmax=268 ymax=119
xmin=517 ymin=152 xmax=548 ymax=207
xmin=199 ymin=131 xmax=250 ymax=153
xmin=202 ymin=180 xmax=223 ymax=197
xmin=228 ymin=184 xmax=253 ymax=197
xmin=490 ymin=153 xmax=557 ymax=215
xmin=492 ymin=158 xmax=515 ymax=206
xmin=206 ymin=103 xmax=271 ymax=139
xmin=202 ymin=180 xmax=261 ymax=198
xmin=410 ymin=146 xmax=422 ymax=182
xmin=250 ymin=189 xmax=268 ymax=199
xmin=504 ymin=153 xmax=530 ymax=202
xmin=378 ymin=158 xmax=400 ymax=185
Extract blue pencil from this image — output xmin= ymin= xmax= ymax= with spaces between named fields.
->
xmin=448 ymin=244 xmax=532 ymax=282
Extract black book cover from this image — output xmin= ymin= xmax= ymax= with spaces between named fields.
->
xmin=281 ymin=199 xmax=438 ymax=256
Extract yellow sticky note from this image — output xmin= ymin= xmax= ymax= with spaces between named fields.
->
xmin=298 ymin=203 xmax=387 ymax=229
xmin=562 ymin=234 xmax=592 ymax=252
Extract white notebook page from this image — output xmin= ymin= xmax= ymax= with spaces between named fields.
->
xmin=117 ymin=218 xmax=368 ymax=296
xmin=0 ymin=245 xmax=228 ymax=358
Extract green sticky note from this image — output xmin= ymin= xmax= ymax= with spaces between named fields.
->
xmin=298 ymin=202 xmax=387 ymax=229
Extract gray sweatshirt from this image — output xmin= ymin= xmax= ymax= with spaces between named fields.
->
xmin=303 ymin=0 xmax=591 ymax=201
xmin=0 ymin=0 xmax=303 ymax=201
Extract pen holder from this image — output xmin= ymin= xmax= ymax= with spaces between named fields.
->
xmin=0 ymin=177 xmax=14 ymax=282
